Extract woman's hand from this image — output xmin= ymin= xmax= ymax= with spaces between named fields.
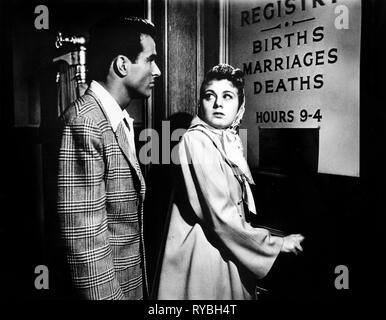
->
xmin=281 ymin=234 xmax=305 ymax=255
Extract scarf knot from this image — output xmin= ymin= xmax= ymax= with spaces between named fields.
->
xmin=189 ymin=116 xmax=257 ymax=215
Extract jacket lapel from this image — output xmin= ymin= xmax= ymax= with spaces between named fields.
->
xmin=114 ymin=123 xmax=145 ymax=193
xmin=86 ymin=89 xmax=145 ymax=195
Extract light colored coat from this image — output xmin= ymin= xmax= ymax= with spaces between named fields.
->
xmin=156 ymin=124 xmax=283 ymax=300
xmin=57 ymin=89 xmax=147 ymax=300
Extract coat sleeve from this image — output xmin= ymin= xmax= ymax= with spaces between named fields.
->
xmin=57 ymin=115 xmax=125 ymax=300
xmin=179 ymin=131 xmax=283 ymax=279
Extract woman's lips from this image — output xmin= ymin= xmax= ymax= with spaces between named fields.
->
xmin=213 ymin=112 xmax=225 ymax=117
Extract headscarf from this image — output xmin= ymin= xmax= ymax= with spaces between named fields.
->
xmin=222 ymin=94 xmax=255 ymax=185
xmin=190 ymin=86 xmax=257 ymax=215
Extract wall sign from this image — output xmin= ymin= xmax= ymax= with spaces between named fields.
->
xmin=229 ymin=0 xmax=361 ymax=177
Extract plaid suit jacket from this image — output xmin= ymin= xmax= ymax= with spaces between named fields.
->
xmin=57 ymin=89 xmax=147 ymax=300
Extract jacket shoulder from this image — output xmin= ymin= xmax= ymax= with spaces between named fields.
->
xmin=61 ymin=93 xmax=106 ymax=127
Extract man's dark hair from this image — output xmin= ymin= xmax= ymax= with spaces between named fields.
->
xmin=87 ymin=16 xmax=156 ymax=81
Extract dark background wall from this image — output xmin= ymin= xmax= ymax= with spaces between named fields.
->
xmin=253 ymin=0 xmax=386 ymax=302
xmin=0 ymin=0 xmax=385 ymax=303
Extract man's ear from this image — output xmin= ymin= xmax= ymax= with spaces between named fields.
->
xmin=113 ymin=55 xmax=130 ymax=78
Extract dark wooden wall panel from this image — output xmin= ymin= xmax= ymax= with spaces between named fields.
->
xmin=167 ymin=0 xmax=199 ymax=116
xmin=153 ymin=0 xmax=220 ymax=121
xmin=203 ymin=0 xmax=220 ymax=74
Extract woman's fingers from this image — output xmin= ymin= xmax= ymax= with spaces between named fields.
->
xmin=292 ymin=235 xmax=304 ymax=253
xmin=281 ymin=234 xmax=305 ymax=254
xmin=295 ymin=234 xmax=305 ymax=241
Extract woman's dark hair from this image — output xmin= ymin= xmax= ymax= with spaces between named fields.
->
xmin=87 ymin=16 xmax=156 ymax=81
xmin=199 ymin=64 xmax=245 ymax=107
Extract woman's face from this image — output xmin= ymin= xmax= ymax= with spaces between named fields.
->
xmin=201 ymin=79 xmax=239 ymax=129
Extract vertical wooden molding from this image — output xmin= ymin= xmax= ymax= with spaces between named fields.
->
xmin=144 ymin=0 xmax=153 ymax=132
xmin=163 ymin=0 xmax=169 ymax=120
xmin=145 ymin=0 xmax=152 ymax=22
xmin=144 ymin=0 xmax=154 ymax=177
xmin=196 ymin=0 xmax=204 ymax=114
xmin=219 ymin=0 xmax=229 ymax=64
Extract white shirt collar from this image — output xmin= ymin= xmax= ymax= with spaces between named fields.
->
xmin=89 ymin=80 xmax=134 ymax=132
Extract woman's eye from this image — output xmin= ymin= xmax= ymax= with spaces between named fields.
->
xmin=204 ymin=93 xmax=215 ymax=100
xmin=223 ymin=94 xmax=233 ymax=100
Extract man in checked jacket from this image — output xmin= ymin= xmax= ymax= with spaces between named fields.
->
xmin=57 ymin=17 xmax=161 ymax=300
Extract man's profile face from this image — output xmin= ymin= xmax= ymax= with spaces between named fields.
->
xmin=125 ymin=34 xmax=161 ymax=98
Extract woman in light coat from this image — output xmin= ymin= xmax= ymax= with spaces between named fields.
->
xmin=155 ymin=64 xmax=304 ymax=300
